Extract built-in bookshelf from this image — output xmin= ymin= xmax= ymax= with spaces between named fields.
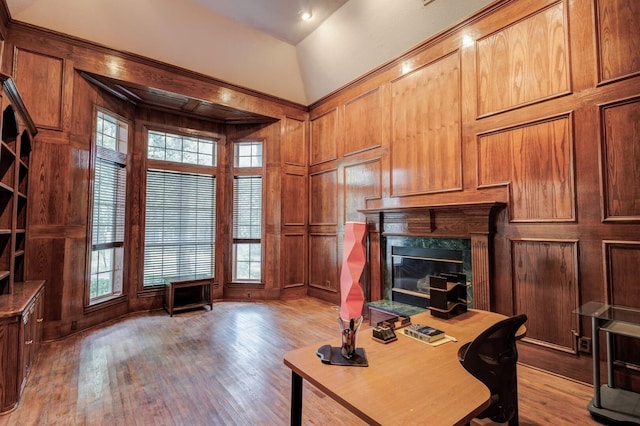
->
xmin=0 ymin=74 xmax=45 ymax=414
xmin=0 ymin=74 xmax=36 ymax=294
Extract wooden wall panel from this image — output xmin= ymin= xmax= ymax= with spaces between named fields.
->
xmin=605 ymin=241 xmax=640 ymax=308
xmin=601 ymin=98 xmax=640 ymax=220
xmin=512 ymin=239 xmax=579 ymax=353
xmin=604 ymin=241 xmax=640 ymax=369
xmin=282 ymin=116 xmax=306 ymax=166
xmin=12 ymin=48 xmax=64 ymax=130
xmin=283 ymin=172 xmax=306 ymax=225
xmin=477 ymin=131 xmax=511 ymax=186
xmin=282 ymin=234 xmax=306 ymax=288
xmin=308 ymin=234 xmax=338 ymax=292
xmin=26 ymin=238 xmax=65 ymax=322
xmin=596 ymin=0 xmax=640 ymax=83
xmin=476 ymin=2 xmax=569 ymax=116
xmin=343 ymin=89 xmax=382 ymax=155
xmin=309 ymin=169 xmax=337 ymax=225
xmin=478 ymin=115 xmax=574 ymax=222
xmin=310 ymin=108 xmax=337 ymax=165
xmin=390 ymin=51 xmax=461 ymax=196
xmin=28 ymin=142 xmax=68 ymax=225
xmin=67 ymin=145 xmax=90 ymax=226
xmin=344 ymin=159 xmax=381 ymax=223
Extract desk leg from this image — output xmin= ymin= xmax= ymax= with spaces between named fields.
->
xmin=291 ymin=372 xmax=303 ymax=426
xmin=592 ymin=316 xmax=601 ymax=408
xmin=606 ymin=330 xmax=615 ymax=388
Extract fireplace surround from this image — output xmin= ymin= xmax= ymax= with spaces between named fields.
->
xmin=361 ymin=202 xmax=506 ymax=312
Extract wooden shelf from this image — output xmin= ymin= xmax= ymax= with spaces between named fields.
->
xmin=0 ymin=182 xmax=13 ymax=193
xmin=0 ymin=75 xmax=39 ymax=415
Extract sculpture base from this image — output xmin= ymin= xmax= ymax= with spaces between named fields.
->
xmin=316 ymin=345 xmax=368 ymax=367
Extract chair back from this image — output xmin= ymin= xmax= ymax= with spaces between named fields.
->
xmin=459 ymin=314 xmax=528 ymax=423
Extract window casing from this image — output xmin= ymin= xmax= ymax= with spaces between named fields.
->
xmin=88 ymin=110 xmax=128 ymax=304
xmin=143 ymin=129 xmax=217 ymax=287
xmin=232 ymin=142 xmax=263 ymax=282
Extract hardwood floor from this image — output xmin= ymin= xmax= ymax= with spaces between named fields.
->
xmin=1 ymin=298 xmax=604 ymax=425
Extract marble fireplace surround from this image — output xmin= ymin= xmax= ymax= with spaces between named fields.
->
xmin=360 ymin=202 xmax=506 ymax=311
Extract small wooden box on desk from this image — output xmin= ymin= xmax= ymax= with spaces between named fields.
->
xmin=164 ymin=276 xmax=213 ymax=316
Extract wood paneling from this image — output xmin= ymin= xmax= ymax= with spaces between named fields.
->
xmin=308 ymin=234 xmax=338 ymax=292
xmin=310 ymin=108 xmax=337 ymax=165
xmin=28 ymin=142 xmax=68 ymax=226
xmin=476 ymin=1 xmax=569 ymax=116
xmin=604 ymin=241 xmax=640 ymax=370
xmin=12 ymin=49 xmax=64 ymax=130
xmin=282 ymin=172 xmax=306 ymax=225
xmin=282 ymin=234 xmax=306 ymax=288
xmin=596 ymin=0 xmax=640 ymax=83
xmin=390 ymin=51 xmax=461 ymax=196
xmin=343 ymin=89 xmax=382 ymax=155
xmin=512 ymin=239 xmax=579 ymax=354
xmin=601 ymin=98 xmax=640 ymax=220
xmin=25 ymin=239 xmax=64 ymax=322
xmin=282 ymin=116 xmax=306 ymax=166
xmin=309 ymin=169 xmax=337 ymax=225
xmin=478 ymin=115 xmax=574 ymax=222
xmin=344 ymin=159 xmax=381 ymax=223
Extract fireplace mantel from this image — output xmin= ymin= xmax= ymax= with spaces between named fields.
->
xmin=359 ymin=202 xmax=506 ymax=311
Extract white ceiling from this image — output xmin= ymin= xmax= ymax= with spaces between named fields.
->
xmin=192 ymin=0 xmax=349 ymax=45
xmin=5 ymin=0 xmax=495 ymax=105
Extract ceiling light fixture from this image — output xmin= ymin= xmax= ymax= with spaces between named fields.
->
xmin=299 ymin=9 xmax=313 ymax=21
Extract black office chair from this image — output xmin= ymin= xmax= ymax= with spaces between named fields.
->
xmin=457 ymin=314 xmax=528 ymax=426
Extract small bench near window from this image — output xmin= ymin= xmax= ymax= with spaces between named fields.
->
xmin=164 ymin=276 xmax=213 ymax=316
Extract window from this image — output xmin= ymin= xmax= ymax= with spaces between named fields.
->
xmin=147 ymin=130 xmax=215 ymax=166
xmin=232 ymin=142 xmax=263 ymax=281
xmin=88 ymin=110 xmax=128 ymax=303
xmin=143 ymin=130 xmax=217 ymax=286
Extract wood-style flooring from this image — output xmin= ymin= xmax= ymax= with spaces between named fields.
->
xmin=0 ymin=298 xmax=604 ymax=425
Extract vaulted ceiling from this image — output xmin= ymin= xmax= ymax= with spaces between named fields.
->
xmin=5 ymin=0 xmax=494 ymax=105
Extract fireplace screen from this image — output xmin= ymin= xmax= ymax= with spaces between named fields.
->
xmin=391 ymin=246 xmax=463 ymax=308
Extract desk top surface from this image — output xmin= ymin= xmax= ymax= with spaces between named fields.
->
xmin=284 ymin=309 xmax=512 ymax=426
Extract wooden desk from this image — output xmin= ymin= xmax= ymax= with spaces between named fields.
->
xmin=284 ymin=309 xmax=515 ymax=425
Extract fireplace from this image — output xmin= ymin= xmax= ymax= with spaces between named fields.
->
xmin=389 ymin=240 xmax=471 ymax=308
xmin=361 ymin=202 xmax=505 ymax=311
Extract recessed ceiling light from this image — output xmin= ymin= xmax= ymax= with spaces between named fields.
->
xmin=299 ymin=10 xmax=313 ymax=21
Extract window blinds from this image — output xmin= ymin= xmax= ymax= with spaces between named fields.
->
xmin=232 ymin=176 xmax=262 ymax=241
xmin=143 ymin=170 xmax=216 ymax=285
xmin=92 ymin=156 xmax=126 ymax=248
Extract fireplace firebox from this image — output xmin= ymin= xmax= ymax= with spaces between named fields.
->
xmin=391 ymin=245 xmax=464 ymax=308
